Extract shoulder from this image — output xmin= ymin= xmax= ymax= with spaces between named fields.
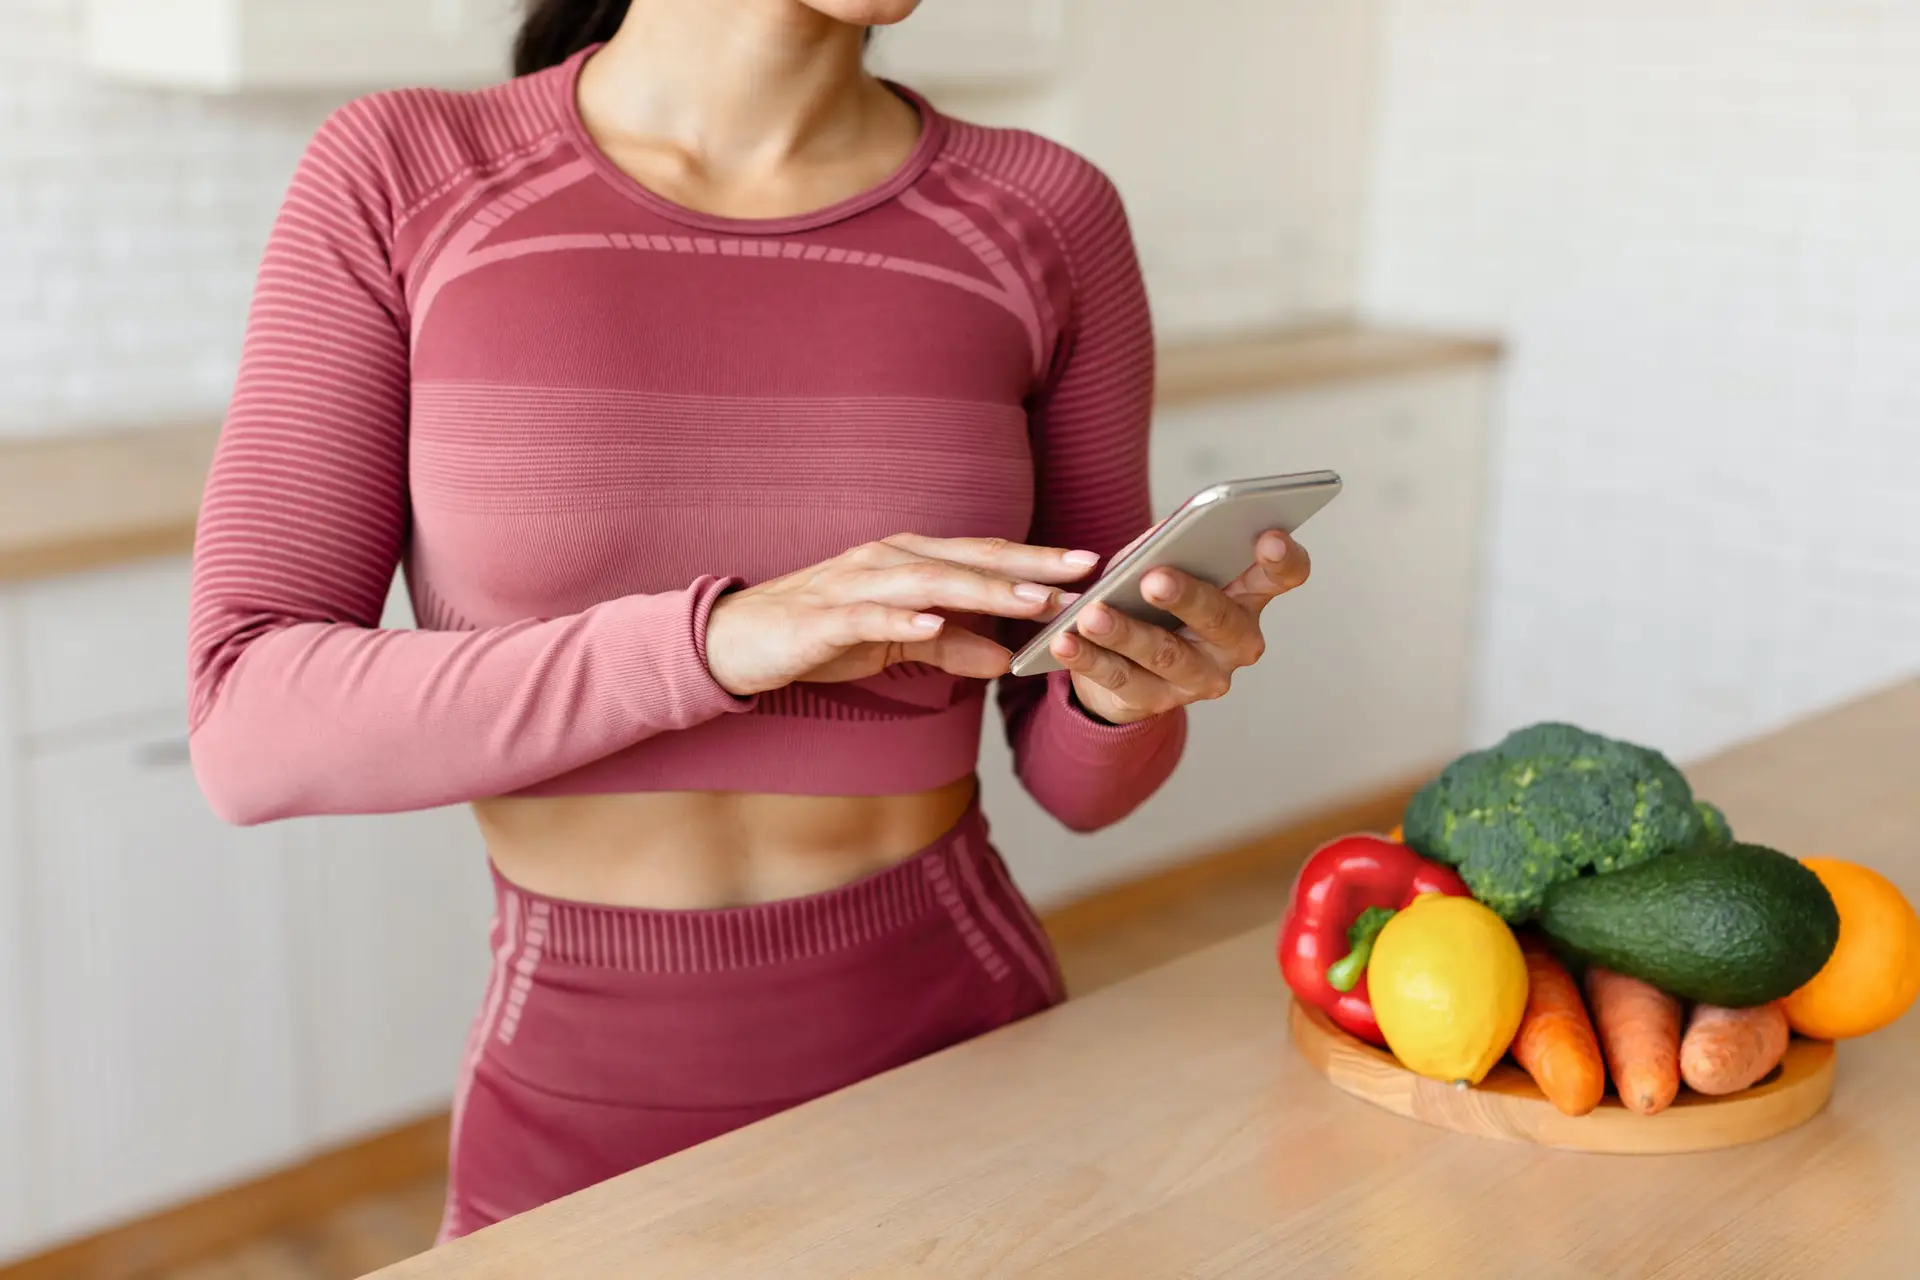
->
xmin=934 ymin=118 xmax=1134 ymax=251
xmin=296 ymin=67 xmax=572 ymax=224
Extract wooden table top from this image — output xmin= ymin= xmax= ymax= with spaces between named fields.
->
xmin=375 ymin=678 xmax=1920 ymax=1278
xmin=0 ymin=422 xmax=217 ymax=585
xmin=0 ymin=323 xmax=1499 ymax=586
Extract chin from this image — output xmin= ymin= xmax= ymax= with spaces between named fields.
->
xmin=806 ymin=0 xmax=923 ymax=26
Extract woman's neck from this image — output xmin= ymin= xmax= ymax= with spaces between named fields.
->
xmin=581 ymin=0 xmax=879 ymax=178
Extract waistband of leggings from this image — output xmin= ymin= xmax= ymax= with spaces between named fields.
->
xmin=487 ymin=800 xmax=992 ymax=975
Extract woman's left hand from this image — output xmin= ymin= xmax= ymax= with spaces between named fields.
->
xmin=1052 ymin=530 xmax=1311 ymax=727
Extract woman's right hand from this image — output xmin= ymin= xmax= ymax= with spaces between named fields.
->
xmin=703 ymin=534 xmax=1100 ymax=697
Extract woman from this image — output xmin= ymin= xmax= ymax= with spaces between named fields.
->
xmin=187 ymin=0 xmax=1310 ymax=1241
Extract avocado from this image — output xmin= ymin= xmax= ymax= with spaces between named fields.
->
xmin=1537 ymin=843 xmax=1839 ymax=1007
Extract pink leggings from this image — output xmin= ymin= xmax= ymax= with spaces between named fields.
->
xmin=436 ymin=801 xmax=1064 ymax=1241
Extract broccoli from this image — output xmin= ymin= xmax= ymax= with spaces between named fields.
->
xmin=1694 ymin=800 xmax=1734 ymax=850
xmin=1403 ymin=722 xmax=1717 ymax=923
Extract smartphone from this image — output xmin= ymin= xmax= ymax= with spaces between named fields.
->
xmin=1008 ymin=470 xmax=1343 ymax=678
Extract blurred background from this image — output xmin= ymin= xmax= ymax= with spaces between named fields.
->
xmin=1 ymin=0 xmax=1916 ymax=1276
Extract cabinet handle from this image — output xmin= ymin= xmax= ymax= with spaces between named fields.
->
xmin=135 ymin=738 xmax=193 ymax=769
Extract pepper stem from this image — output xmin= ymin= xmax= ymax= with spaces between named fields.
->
xmin=1325 ymin=906 xmax=1397 ymax=993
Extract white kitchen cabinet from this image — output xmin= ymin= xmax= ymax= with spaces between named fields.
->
xmin=0 ymin=558 xmax=495 ymax=1257
xmin=981 ymin=366 xmax=1496 ymax=908
xmin=86 ymin=0 xmax=1067 ymax=95
xmin=17 ymin=560 xmax=191 ymax=743
xmin=281 ymin=576 xmax=494 ymax=1150
xmin=27 ymin=726 xmax=303 ymax=1242
xmin=83 ymin=0 xmax=518 ymax=92
xmin=282 ymin=808 xmax=493 ymax=1149
xmin=0 ymin=603 xmax=38 ymax=1258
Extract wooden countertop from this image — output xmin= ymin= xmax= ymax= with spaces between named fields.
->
xmin=372 ymin=678 xmax=1920 ymax=1279
xmin=1155 ymin=323 xmax=1502 ymax=407
xmin=0 ymin=323 xmax=1500 ymax=587
xmin=0 ymin=423 xmax=217 ymax=585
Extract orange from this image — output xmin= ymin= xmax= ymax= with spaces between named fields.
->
xmin=1783 ymin=857 xmax=1920 ymax=1040
xmin=1387 ymin=825 xmax=1404 ymax=843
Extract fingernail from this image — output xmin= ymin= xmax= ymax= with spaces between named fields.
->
xmin=1262 ymin=532 xmax=1290 ymax=558
xmin=1063 ymin=550 xmax=1100 ymax=568
xmin=1014 ymin=583 xmax=1054 ymax=603
xmin=1059 ymin=592 xmax=1083 ymax=605
xmin=1053 ymin=633 xmax=1080 ymax=658
xmin=1144 ymin=572 xmax=1175 ymax=602
xmin=913 ymin=613 xmax=943 ymax=631
xmin=1081 ymin=605 xmax=1113 ymax=635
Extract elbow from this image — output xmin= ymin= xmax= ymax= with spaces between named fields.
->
xmin=186 ymin=643 xmax=305 ymax=826
xmin=1010 ymin=766 xmax=1116 ymax=834
xmin=1056 ymin=806 xmax=1123 ymax=837
xmin=188 ymin=714 xmax=303 ymax=827
xmin=189 ymin=734 xmax=276 ymax=827
xmin=1046 ymin=782 xmax=1154 ymax=835
xmin=1026 ymin=708 xmax=1189 ymax=834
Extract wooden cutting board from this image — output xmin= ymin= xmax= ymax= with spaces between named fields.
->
xmin=1291 ymin=998 xmax=1835 ymax=1154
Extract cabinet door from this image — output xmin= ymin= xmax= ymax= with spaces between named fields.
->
xmin=28 ymin=727 xmax=302 ymax=1240
xmin=981 ymin=370 xmax=1493 ymax=909
xmin=84 ymin=0 xmax=517 ymax=92
xmin=1147 ymin=371 xmax=1491 ymax=820
xmin=17 ymin=559 xmax=191 ymax=741
xmin=283 ymin=808 xmax=494 ymax=1149
xmin=0 ymin=598 xmax=37 ymax=1259
xmin=279 ymin=570 xmax=494 ymax=1149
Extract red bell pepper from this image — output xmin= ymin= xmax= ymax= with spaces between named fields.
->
xmin=1278 ymin=833 xmax=1471 ymax=1046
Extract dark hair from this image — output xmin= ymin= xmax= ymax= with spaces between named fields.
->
xmin=514 ymin=0 xmax=631 ymax=77
xmin=513 ymin=1 xmax=874 ymax=78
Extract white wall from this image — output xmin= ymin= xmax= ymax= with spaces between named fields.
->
xmin=0 ymin=0 xmax=336 ymax=439
xmin=1056 ymin=0 xmax=1383 ymax=338
xmin=1363 ymin=0 xmax=1920 ymax=762
xmin=4 ymin=0 xmax=1380 ymax=439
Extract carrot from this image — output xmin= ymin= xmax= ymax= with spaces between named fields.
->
xmin=1680 ymin=1002 xmax=1791 ymax=1097
xmin=1586 ymin=966 xmax=1682 ymax=1116
xmin=1512 ymin=936 xmax=1606 ymax=1116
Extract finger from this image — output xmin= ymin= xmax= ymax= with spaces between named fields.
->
xmin=823 ymin=602 xmax=952 ymax=647
xmin=1073 ymin=601 xmax=1229 ymax=699
xmin=902 ymin=626 xmax=1015 ymax=680
xmin=1136 ymin=569 xmax=1264 ymax=667
xmin=880 ymin=534 xmax=1100 ymax=584
xmin=1223 ymin=531 xmax=1312 ymax=613
xmin=837 ymin=561 xmax=1066 ymax=620
xmin=820 ymin=605 xmax=1016 ymax=679
xmin=1048 ymin=630 xmax=1172 ymax=709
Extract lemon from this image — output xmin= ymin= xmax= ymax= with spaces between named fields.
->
xmin=1369 ymin=894 xmax=1528 ymax=1085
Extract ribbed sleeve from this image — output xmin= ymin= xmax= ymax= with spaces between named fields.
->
xmin=186 ymin=99 xmax=750 ymax=825
xmin=992 ymin=148 xmax=1186 ymax=833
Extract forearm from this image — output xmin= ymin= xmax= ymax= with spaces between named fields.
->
xmin=1001 ymin=670 xmax=1186 ymax=832
xmin=190 ymin=578 xmax=750 ymax=823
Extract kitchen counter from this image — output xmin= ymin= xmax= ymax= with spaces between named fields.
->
xmin=371 ymin=677 xmax=1920 ymax=1278
xmin=0 ymin=423 xmax=217 ymax=584
xmin=0 ymin=323 xmax=1500 ymax=586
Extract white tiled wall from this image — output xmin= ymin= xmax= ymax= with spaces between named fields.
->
xmin=1060 ymin=0 xmax=1383 ymax=339
xmin=1364 ymin=1 xmax=1920 ymax=763
xmin=3 ymin=0 xmax=1380 ymax=439
xmin=0 ymin=0 xmax=342 ymax=439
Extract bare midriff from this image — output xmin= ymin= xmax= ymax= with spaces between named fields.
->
xmin=473 ymin=777 xmax=978 ymax=909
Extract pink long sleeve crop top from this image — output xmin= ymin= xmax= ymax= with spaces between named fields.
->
xmin=186 ymin=47 xmax=1186 ymax=831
